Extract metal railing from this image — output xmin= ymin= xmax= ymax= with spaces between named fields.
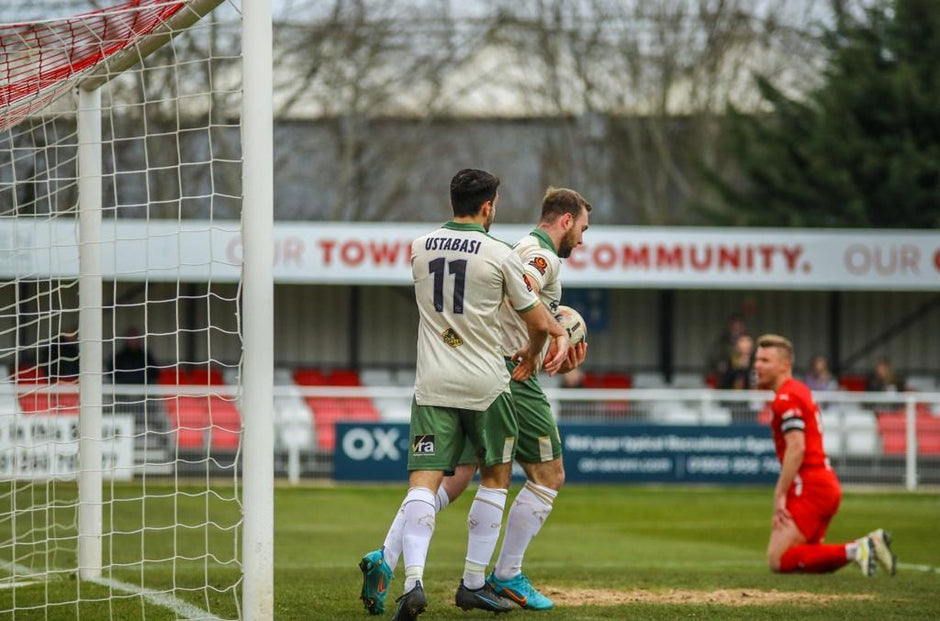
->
xmin=279 ymin=385 xmax=940 ymax=489
xmin=2 ymin=383 xmax=938 ymax=489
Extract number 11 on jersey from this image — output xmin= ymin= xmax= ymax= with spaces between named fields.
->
xmin=429 ymin=258 xmax=467 ymax=314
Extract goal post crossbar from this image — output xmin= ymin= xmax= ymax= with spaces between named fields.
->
xmin=79 ymin=0 xmax=225 ymax=92
xmin=0 ymin=0 xmax=225 ymax=133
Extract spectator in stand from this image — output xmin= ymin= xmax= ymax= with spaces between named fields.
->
xmin=866 ymin=358 xmax=904 ymax=393
xmin=43 ymin=331 xmax=80 ymax=381
xmin=707 ymin=313 xmax=748 ymax=378
xmin=719 ymin=334 xmax=754 ymax=390
xmin=804 ymin=354 xmax=839 ymax=392
xmin=109 ymin=328 xmax=159 ymax=385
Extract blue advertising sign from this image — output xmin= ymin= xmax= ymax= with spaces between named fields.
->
xmin=562 ymin=424 xmax=780 ymax=484
xmin=334 ymin=422 xmax=780 ymax=484
xmin=334 ymin=423 xmax=409 ymax=481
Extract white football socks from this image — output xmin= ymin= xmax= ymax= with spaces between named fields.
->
xmin=383 ymin=484 xmax=452 ymax=572
xmin=400 ymin=486 xmax=436 ymax=593
xmin=435 ymin=485 xmax=451 ymax=512
xmin=463 ymin=485 xmax=508 ymax=589
xmin=494 ymin=481 xmax=557 ymax=581
xmin=381 ymin=501 xmax=407 ymax=571
xmin=846 ymin=540 xmax=859 ymax=561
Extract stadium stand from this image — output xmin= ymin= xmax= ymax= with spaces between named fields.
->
xmin=360 ymin=368 xmax=394 ymax=386
xmin=208 ymin=397 xmax=241 ymax=450
xmin=821 ymin=407 xmax=880 ymax=456
xmin=877 ymin=409 xmax=940 ymax=455
xmin=580 ymin=372 xmax=632 ymax=416
xmin=12 ymin=364 xmax=81 ymax=416
xmin=905 ymin=375 xmax=938 ymax=393
xmin=672 ymin=372 xmax=708 ymax=388
xmin=275 ymin=382 xmax=315 ymax=450
xmin=838 ymin=374 xmax=868 ymax=392
xmin=582 ymin=372 xmax=632 ymax=389
xmin=294 ymin=368 xmax=380 ymax=449
xmin=632 ymin=372 xmax=667 ymax=389
xmin=158 ymin=365 xmax=242 ymax=451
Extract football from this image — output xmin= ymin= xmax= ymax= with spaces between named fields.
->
xmin=554 ymin=305 xmax=587 ymax=345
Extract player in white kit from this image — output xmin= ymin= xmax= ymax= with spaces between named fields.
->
xmin=360 ymin=169 xmax=569 ymax=621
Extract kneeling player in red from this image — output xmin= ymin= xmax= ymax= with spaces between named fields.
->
xmin=754 ymin=335 xmax=896 ymax=576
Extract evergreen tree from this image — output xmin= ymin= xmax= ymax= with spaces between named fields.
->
xmin=702 ymin=0 xmax=940 ymax=228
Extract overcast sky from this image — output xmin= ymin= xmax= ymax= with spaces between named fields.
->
xmin=1 ymin=0 xmax=850 ymax=27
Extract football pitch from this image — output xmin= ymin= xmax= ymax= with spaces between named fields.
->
xmin=0 ymin=483 xmax=938 ymax=619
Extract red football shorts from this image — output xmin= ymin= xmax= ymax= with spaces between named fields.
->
xmin=786 ymin=467 xmax=842 ymax=544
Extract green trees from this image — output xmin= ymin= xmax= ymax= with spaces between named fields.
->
xmin=705 ymin=0 xmax=940 ymax=228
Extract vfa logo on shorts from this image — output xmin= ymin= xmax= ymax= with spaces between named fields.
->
xmin=341 ymin=427 xmax=402 ymax=461
xmin=412 ymin=434 xmax=436 ymax=456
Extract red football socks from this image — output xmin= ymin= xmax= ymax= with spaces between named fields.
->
xmin=779 ymin=544 xmax=849 ymax=573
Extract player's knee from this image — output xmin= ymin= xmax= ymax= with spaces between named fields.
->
xmin=525 ymin=461 xmax=565 ymax=490
xmin=548 ymin=465 xmax=565 ymax=490
xmin=480 ymin=463 xmax=511 ymax=489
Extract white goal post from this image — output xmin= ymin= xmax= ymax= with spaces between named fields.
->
xmin=0 ymin=1 xmax=273 ymax=619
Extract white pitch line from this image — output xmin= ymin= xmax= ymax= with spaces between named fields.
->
xmin=84 ymin=577 xmax=225 ymax=621
xmin=0 ymin=559 xmax=54 ymax=582
xmin=897 ymin=562 xmax=940 ymax=574
xmin=0 ymin=562 xmax=228 ymax=619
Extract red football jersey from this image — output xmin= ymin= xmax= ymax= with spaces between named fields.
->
xmin=770 ymin=378 xmax=830 ymax=471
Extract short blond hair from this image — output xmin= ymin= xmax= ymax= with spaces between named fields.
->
xmin=758 ymin=334 xmax=794 ymax=362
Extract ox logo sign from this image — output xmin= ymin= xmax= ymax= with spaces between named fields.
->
xmin=340 ymin=427 xmax=402 ymax=461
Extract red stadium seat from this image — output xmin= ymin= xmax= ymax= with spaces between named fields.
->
xmin=18 ymin=393 xmax=51 ymax=414
xmin=294 ymin=368 xmax=329 ymax=386
xmin=175 ymin=428 xmax=205 ymax=449
xmin=582 ymin=373 xmax=605 ymax=389
xmin=210 ymin=428 xmax=240 ymax=450
xmin=13 ymin=365 xmax=48 ymax=384
xmin=158 ymin=367 xmax=184 ymax=385
xmin=876 ymin=411 xmax=940 ymax=455
xmin=601 ymin=373 xmax=632 ymax=389
xmin=167 ymin=396 xmax=209 ymax=426
xmin=53 ymin=391 xmax=80 ymax=415
xmin=328 ymin=369 xmax=361 ymax=386
xmin=314 ymin=424 xmax=336 ymax=451
xmin=308 ymin=398 xmax=355 ymax=450
xmin=839 ymin=374 xmax=868 ymax=392
xmin=581 ymin=372 xmax=631 ymax=416
xmin=208 ymin=397 xmax=240 ymax=426
xmin=189 ymin=366 xmax=225 ymax=386
xmin=340 ymin=398 xmax=380 ymax=421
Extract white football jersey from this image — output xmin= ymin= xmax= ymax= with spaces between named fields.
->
xmin=498 ymin=230 xmax=562 ymax=373
xmin=412 ymin=221 xmax=539 ymax=410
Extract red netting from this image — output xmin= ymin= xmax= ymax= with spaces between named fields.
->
xmin=0 ymin=0 xmax=188 ymax=132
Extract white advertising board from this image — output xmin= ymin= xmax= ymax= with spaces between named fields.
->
xmin=1 ymin=219 xmax=937 ymax=290
xmin=0 ymin=414 xmax=135 ymax=481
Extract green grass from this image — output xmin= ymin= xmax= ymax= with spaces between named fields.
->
xmin=1 ymin=484 xmax=939 ymax=619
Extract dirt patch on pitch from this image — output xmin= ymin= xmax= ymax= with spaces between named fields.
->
xmin=543 ymin=587 xmax=874 ymax=607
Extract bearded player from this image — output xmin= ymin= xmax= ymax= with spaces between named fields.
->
xmin=755 ymin=334 xmax=896 ymax=576
xmin=360 ymin=188 xmax=590 ymax=614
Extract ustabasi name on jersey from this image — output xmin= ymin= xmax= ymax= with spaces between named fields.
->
xmin=424 ymin=237 xmax=482 ymax=254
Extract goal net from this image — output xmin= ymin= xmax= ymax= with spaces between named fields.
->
xmin=0 ymin=1 xmax=247 ymax=618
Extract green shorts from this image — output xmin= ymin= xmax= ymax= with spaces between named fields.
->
xmin=457 ymin=359 xmax=563 ymax=465
xmin=408 ymin=392 xmax=518 ymax=474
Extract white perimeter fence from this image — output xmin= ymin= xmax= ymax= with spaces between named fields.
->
xmin=2 ymin=384 xmax=938 ymax=490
